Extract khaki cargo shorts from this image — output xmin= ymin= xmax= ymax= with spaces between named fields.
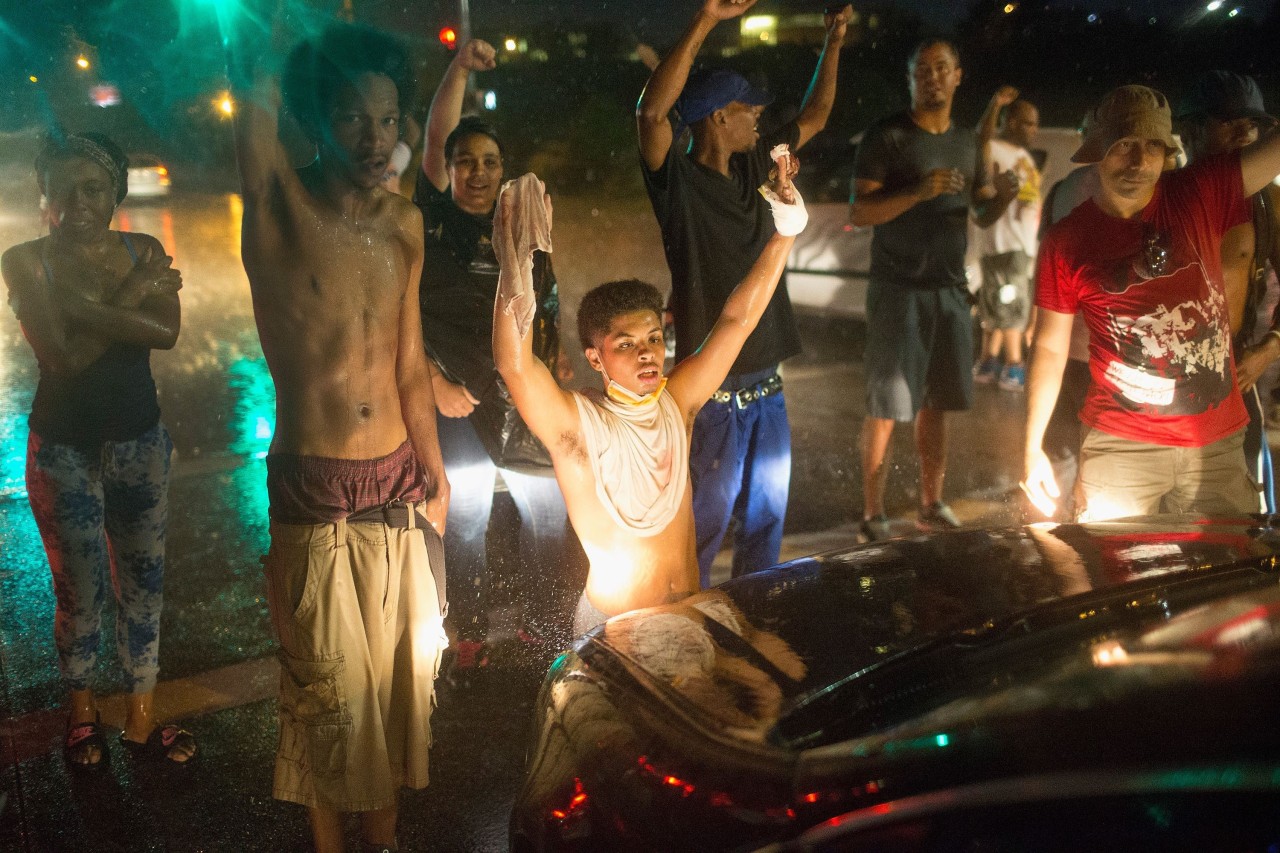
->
xmin=263 ymin=512 xmax=447 ymax=812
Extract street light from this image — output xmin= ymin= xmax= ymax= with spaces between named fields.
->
xmin=75 ymin=55 xmax=90 ymax=70
xmin=215 ymin=91 xmax=235 ymax=117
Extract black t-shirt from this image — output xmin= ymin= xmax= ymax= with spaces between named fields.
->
xmin=853 ymin=112 xmax=978 ymax=289
xmin=414 ymin=180 xmax=557 ymax=398
xmin=642 ymin=121 xmax=802 ymax=374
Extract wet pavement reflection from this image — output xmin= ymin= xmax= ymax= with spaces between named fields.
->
xmin=0 ymin=186 xmax=1026 ymax=850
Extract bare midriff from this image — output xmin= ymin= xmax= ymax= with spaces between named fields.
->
xmin=242 ymin=182 xmax=415 ymax=461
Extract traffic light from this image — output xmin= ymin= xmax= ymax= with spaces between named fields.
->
xmin=438 ymin=26 xmax=458 ymax=50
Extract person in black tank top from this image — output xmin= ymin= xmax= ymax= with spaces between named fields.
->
xmin=1 ymin=132 xmax=194 ymax=768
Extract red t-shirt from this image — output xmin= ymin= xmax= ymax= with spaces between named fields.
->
xmin=1036 ymin=153 xmax=1250 ymax=447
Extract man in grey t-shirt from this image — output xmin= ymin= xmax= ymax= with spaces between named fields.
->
xmin=850 ymin=39 xmax=1017 ymax=541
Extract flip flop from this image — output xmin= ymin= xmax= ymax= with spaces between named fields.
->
xmin=64 ymin=716 xmax=109 ymax=771
xmin=120 ymin=724 xmax=198 ymax=768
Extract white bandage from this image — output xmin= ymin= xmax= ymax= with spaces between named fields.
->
xmin=758 ymin=184 xmax=808 ymax=237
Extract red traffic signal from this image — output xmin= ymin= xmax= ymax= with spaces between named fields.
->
xmin=438 ymin=26 xmax=458 ymax=49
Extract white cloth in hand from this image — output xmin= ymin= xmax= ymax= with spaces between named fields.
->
xmin=493 ymin=173 xmax=553 ymax=340
xmin=758 ymin=184 xmax=807 ymax=237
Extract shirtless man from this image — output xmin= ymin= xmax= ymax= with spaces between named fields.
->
xmin=231 ymin=20 xmax=448 ymax=853
xmin=492 ymin=171 xmax=805 ymax=633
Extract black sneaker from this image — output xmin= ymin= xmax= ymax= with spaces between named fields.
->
xmin=917 ymin=501 xmax=962 ymax=531
xmin=859 ymin=514 xmax=892 ymax=542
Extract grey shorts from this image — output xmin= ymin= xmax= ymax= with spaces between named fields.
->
xmin=977 ymin=250 xmax=1034 ymax=331
xmin=864 ymin=281 xmax=974 ymax=421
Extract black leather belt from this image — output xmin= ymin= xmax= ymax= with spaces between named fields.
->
xmin=347 ymin=501 xmax=430 ymax=530
xmin=345 ymin=500 xmax=448 ymax=618
xmin=710 ymin=373 xmax=783 ymax=408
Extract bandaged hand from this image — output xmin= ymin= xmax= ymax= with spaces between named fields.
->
xmin=758 ymin=183 xmax=807 ymax=237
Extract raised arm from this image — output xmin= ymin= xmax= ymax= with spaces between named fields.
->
xmin=396 ymin=210 xmax=450 ymax=532
xmin=227 ymin=1 xmax=292 ymax=204
xmin=1022 ymin=308 xmax=1074 ymax=517
xmin=1240 ymin=126 xmax=1280 ymax=196
xmin=636 ymin=0 xmax=759 ymax=173
xmin=422 ymin=39 xmax=496 ymax=193
xmin=794 ymin=4 xmax=850 ymax=150
xmin=976 ymin=85 xmax=1018 ymax=148
xmin=491 ymin=190 xmax=579 ymax=447
xmin=970 ymin=87 xmax=1021 ymax=228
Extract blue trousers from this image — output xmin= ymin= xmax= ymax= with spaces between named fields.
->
xmin=690 ymin=373 xmax=791 ymax=586
xmin=1242 ymin=384 xmax=1275 ymax=513
xmin=25 ymin=422 xmax=172 ymax=694
xmin=436 ymin=414 xmax=568 ymax=638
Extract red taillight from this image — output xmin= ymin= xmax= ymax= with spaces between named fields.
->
xmin=550 ymin=777 xmax=589 ymax=823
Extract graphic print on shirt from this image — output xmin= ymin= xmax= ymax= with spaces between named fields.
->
xmin=1099 ymin=255 xmax=1232 ymax=416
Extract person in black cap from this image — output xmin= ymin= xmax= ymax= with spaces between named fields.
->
xmin=1177 ymin=70 xmax=1280 ymax=512
xmin=636 ymin=0 xmax=850 ymax=586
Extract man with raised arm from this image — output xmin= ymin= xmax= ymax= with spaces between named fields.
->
xmin=230 ymin=17 xmax=448 ymax=853
xmin=1023 ymin=84 xmax=1280 ymax=522
xmin=636 ymin=0 xmax=850 ymax=584
xmin=493 ymin=170 xmax=806 ymax=634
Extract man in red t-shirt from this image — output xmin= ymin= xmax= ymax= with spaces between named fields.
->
xmin=1023 ymin=85 xmax=1280 ymax=521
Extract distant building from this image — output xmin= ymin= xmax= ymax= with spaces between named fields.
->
xmin=735 ymin=3 xmax=879 ymax=51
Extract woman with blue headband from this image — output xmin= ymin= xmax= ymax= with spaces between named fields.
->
xmin=1 ymin=131 xmax=195 ymax=769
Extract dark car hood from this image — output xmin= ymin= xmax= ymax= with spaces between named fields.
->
xmin=582 ymin=515 xmax=1280 ymax=754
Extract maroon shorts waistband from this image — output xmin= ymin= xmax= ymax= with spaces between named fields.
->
xmin=266 ymin=440 xmax=429 ymax=525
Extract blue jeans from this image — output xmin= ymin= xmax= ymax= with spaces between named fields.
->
xmin=25 ymin=422 xmax=172 ymax=694
xmin=690 ymin=369 xmax=791 ymax=586
xmin=1243 ymin=384 xmax=1275 ymax=513
xmin=436 ymin=414 xmax=568 ymax=638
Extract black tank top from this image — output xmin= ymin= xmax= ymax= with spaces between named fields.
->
xmin=29 ymin=233 xmax=161 ymax=447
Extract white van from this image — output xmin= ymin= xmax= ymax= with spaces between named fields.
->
xmin=786 ymin=126 xmax=1084 ymax=318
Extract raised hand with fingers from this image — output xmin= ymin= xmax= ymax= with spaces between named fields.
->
xmin=824 ymin=4 xmax=853 ymax=41
xmin=702 ymin=0 xmax=759 ymax=21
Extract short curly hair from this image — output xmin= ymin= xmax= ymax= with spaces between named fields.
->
xmin=576 ymin=279 xmax=665 ymax=350
xmin=282 ymin=23 xmax=412 ymax=142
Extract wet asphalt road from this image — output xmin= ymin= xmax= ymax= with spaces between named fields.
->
xmin=0 ymin=186 xmax=1026 ymax=851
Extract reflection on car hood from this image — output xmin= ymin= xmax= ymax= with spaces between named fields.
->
xmin=581 ymin=515 xmax=1280 ymax=753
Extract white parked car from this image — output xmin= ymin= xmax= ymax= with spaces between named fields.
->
xmin=126 ymin=153 xmax=172 ymax=199
xmin=786 ymin=126 xmax=1083 ymax=318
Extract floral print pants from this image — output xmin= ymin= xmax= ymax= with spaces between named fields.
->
xmin=25 ymin=423 xmax=171 ymax=694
